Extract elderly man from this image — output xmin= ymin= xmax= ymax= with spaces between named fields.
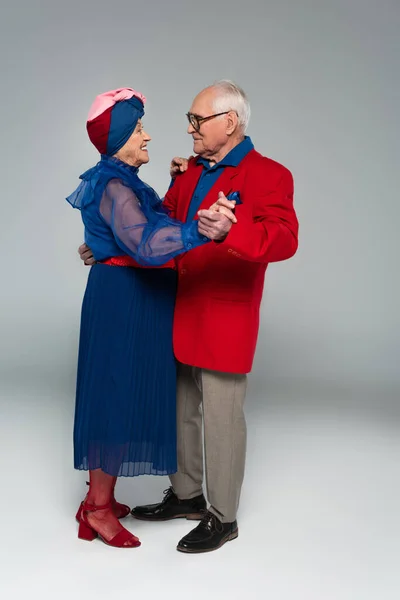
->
xmin=79 ymin=80 xmax=298 ymax=553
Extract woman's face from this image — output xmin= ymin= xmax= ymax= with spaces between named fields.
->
xmin=115 ymin=119 xmax=151 ymax=167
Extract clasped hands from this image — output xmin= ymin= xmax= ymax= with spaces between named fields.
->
xmin=78 ymin=159 xmax=237 ymax=265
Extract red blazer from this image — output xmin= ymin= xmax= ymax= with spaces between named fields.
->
xmin=163 ymin=148 xmax=299 ymax=374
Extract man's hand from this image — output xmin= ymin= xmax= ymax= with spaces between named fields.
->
xmin=78 ymin=243 xmax=96 ymax=266
xmin=197 ymin=204 xmax=236 ymax=241
xmin=170 ymin=156 xmax=193 ymax=178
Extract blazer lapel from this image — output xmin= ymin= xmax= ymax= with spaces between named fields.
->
xmin=197 ymin=165 xmax=241 ymax=214
xmin=176 ymin=161 xmax=203 ymax=222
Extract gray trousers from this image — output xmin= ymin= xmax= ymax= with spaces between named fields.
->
xmin=170 ymin=363 xmax=247 ymax=523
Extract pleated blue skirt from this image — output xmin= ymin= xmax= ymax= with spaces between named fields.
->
xmin=73 ymin=264 xmax=178 ymax=477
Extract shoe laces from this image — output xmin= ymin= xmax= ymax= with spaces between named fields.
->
xmin=199 ymin=510 xmax=224 ymax=533
xmin=161 ymin=487 xmax=175 ymax=504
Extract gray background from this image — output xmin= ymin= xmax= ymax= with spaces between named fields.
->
xmin=0 ymin=1 xmax=399 ymax=599
xmin=0 ymin=0 xmax=399 ymax=390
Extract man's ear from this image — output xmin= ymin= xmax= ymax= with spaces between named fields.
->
xmin=226 ymin=111 xmax=239 ymax=136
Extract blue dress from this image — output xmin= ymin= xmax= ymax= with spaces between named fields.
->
xmin=67 ymin=156 xmax=209 ymax=477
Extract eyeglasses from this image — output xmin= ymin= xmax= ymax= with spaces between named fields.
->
xmin=186 ymin=111 xmax=231 ymax=132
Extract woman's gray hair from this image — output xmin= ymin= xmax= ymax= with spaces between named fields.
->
xmin=211 ymin=79 xmax=251 ymax=132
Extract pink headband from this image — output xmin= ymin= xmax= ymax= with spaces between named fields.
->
xmin=88 ymin=87 xmax=147 ymax=122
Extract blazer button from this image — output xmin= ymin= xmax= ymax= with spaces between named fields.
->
xmin=180 ymin=268 xmax=187 ymax=275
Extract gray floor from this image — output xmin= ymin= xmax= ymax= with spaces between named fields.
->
xmin=1 ymin=376 xmax=399 ymax=600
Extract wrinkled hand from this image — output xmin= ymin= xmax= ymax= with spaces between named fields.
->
xmin=170 ymin=156 xmax=193 ymax=178
xmin=78 ymin=243 xmax=96 ymax=266
xmin=208 ymin=191 xmax=237 ymax=214
xmin=197 ymin=194 xmax=237 ymax=241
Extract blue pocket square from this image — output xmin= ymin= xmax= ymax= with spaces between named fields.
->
xmin=227 ymin=191 xmax=242 ymax=205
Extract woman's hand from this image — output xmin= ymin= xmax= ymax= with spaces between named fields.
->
xmin=197 ymin=192 xmax=237 ymax=241
xmin=169 ymin=156 xmax=193 ymax=178
xmin=208 ymin=192 xmax=237 ymax=219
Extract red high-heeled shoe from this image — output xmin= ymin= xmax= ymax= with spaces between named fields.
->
xmin=78 ymin=500 xmax=141 ymax=548
xmin=75 ymin=482 xmax=130 ymax=522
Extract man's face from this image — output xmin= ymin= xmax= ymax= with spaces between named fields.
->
xmin=187 ymin=88 xmax=229 ymax=159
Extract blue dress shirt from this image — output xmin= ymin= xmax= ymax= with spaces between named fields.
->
xmin=185 ymin=136 xmax=254 ymax=222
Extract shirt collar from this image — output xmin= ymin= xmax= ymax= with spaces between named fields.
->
xmin=197 ymin=136 xmax=254 ymax=171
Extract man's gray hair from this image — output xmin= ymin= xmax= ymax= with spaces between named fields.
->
xmin=211 ymin=79 xmax=251 ymax=132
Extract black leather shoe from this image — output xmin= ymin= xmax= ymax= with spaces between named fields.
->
xmin=131 ymin=487 xmax=206 ymax=521
xmin=177 ymin=511 xmax=238 ymax=553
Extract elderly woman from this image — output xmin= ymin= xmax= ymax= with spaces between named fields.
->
xmin=66 ymin=87 xmax=235 ymax=548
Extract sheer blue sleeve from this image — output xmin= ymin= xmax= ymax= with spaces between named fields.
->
xmin=99 ymin=178 xmax=208 ymax=266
